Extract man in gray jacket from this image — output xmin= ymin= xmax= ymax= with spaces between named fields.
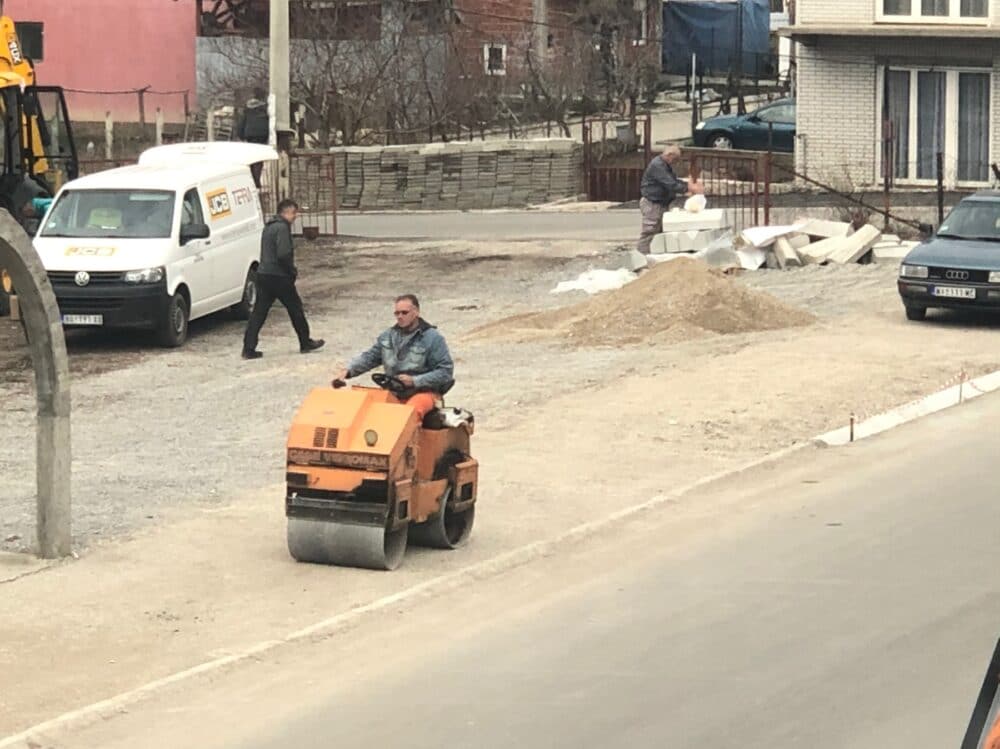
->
xmin=242 ymin=198 xmax=324 ymax=359
xmin=333 ymin=294 xmax=454 ymax=419
xmin=638 ymin=145 xmax=704 ymax=254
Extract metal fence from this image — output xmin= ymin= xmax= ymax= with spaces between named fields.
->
xmin=583 ymin=113 xmax=653 ymax=203
xmin=682 ymin=148 xmax=772 ymax=233
xmin=258 ymin=154 xmax=338 ymax=237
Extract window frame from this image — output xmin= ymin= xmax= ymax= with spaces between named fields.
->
xmin=181 ymin=188 xmax=206 ymax=229
xmin=483 ymin=43 xmax=507 ymax=76
xmin=876 ymin=65 xmax=994 ymax=189
xmin=876 ymin=0 xmax=989 ymax=25
xmin=14 ymin=21 xmax=43 ymax=61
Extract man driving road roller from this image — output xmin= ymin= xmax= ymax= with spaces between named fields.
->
xmin=334 ymin=294 xmax=454 ymax=418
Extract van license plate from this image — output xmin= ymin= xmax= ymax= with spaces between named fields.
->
xmin=932 ymin=286 xmax=976 ymax=299
xmin=62 ymin=314 xmax=103 ymax=326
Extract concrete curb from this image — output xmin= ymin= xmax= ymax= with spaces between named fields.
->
xmin=0 ymin=441 xmax=809 ymax=748
xmin=815 ymin=370 xmax=1000 ymax=447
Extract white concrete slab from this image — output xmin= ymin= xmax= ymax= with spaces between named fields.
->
xmin=660 ymin=208 xmax=728 ymax=232
xmin=773 ymin=237 xmax=802 ymax=269
xmin=825 ymin=224 xmax=881 ymax=264
xmin=796 ymin=218 xmax=851 ymax=240
xmin=787 ymin=233 xmax=812 ymax=250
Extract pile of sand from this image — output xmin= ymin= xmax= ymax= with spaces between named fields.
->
xmin=469 ymin=257 xmax=815 ymax=347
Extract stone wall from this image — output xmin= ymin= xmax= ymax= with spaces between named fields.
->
xmin=315 ymin=139 xmax=584 ymax=210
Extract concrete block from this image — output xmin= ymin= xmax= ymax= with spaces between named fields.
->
xmin=773 ymin=237 xmax=802 ymax=269
xmin=825 ymin=224 xmax=881 ymax=264
xmin=873 ymin=245 xmax=911 ymax=262
xmin=650 ymin=232 xmax=681 ymax=254
xmin=660 ymin=208 xmax=728 ymax=232
xmin=800 ymin=225 xmax=881 ymax=265
xmin=786 ymin=233 xmax=811 ymax=250
xmin=610 ymin=249 xmax=651 ymax=272
xmin=796 ymin=218 xmax=851 ymax=240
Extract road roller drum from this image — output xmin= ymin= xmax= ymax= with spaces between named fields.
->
xmin=285 ymin=376 xmax=477 ymax=570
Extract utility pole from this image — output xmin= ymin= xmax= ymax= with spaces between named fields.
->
xmin=270 ymin=0 xmax=292 ymax=199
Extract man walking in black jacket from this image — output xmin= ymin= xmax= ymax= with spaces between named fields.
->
xmin=242 ymin=198 xmax=324 ymax=359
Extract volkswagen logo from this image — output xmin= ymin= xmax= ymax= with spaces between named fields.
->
xmin=945 ymin=270 xmax=970 ymax=281
xmin=74 ymin=271 xmax=90 ymax=287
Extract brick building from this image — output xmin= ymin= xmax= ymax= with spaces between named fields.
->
xmin=782 ymin=0 xmax=1000 ymax=189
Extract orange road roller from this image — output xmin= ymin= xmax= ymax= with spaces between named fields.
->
xmin=285 ymin=374 xmax=478 ymax=570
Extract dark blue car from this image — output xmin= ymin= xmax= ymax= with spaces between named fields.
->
xmin=692 ymin=98 xmax=796 ymax=153
xmin=898 ymin=192 xmax=1000 ymax=321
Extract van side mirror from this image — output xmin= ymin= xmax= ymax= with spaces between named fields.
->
xmin=180 ymin=223 xmax=210 ymax=244
xmin=918 ymin=222 xmax=934 ymax=237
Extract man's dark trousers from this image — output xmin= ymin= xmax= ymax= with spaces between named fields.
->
xmin=243 ymin=273 xmax=311 ymax=353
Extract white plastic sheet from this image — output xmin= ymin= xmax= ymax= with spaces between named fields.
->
xmin=551 ymin=268 xmax=637 ymax=295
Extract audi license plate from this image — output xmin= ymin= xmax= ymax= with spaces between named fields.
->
xmin=62 ymin=314 xmax=103 ymax=326
xmin=932 ymin=286 xmax=976 ymax=300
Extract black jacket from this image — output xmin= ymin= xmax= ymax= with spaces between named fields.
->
xmin=258 ymin=216 xmax=296 ymax=279
xmin=238 ymin=99 xmax=269 ymax=143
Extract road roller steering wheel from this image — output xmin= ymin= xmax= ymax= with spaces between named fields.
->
xmin=372 ymin=373 xmax=409 ymax=394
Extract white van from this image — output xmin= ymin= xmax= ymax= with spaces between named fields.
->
xmin=33 ymin=142 xmax=278 ymax=347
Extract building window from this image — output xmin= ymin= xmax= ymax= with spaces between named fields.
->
xmin=483 ymin=43 xmax=507 ymax=76
xmin=882 ymin=66 xmax=992 ymax=185
xmin=879 ymin=0 xmax=987 ymax=21
xmin=14 ymin=22 xmax=43 ymax=61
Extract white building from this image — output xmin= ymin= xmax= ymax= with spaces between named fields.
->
xmin=782 ymin=0 xmax=1000 ymax=189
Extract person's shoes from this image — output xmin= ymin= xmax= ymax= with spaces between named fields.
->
xmin=242 ymin=350 xmax=263 ymax=360
xmin=300 ymin=339 xmax=325 ymax=354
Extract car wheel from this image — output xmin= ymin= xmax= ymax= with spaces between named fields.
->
xmin=904 ymin=304 xmax=927 ymax=322
xmin=710 ymin=133 xmax=734 ymax=149
xmin=230 ymin=267 xmax=257 ymax=321
xmin=157 ymin=291 xmax=189 ymax=347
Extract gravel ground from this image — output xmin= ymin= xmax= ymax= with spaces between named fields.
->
xmin=3 ymin=240 xmax=1000 ymax=553
xmin=0 ymin=239 xmax=619 ymax=550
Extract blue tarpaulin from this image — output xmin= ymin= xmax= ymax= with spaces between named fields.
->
xmin=662 ymin=0 xmax=772 ymax=77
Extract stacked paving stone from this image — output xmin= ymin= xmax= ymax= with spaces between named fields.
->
xmin=317 ymin=139 xmax=583 ymax=211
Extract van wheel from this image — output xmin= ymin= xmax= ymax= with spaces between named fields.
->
xmin=157 ymin=292 xmax=189 ymax=347
xmin=230 ymin=267 xmax=257 ymax=321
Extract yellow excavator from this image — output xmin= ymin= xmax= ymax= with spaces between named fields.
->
xmin=0 ymin=14 xmax=79 ymax=315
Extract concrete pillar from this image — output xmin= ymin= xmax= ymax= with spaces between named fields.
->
xmin=0 ymin=211 xmax=71 ymax=558
xmin=532 ymin=0 xmax=547 ymax=61
xmin=270 ymin=0 xmax=292 ymax=199
xmin=269 ymin=0 xmax=291 ymax=138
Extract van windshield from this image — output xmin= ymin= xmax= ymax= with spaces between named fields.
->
xmin=40 ymin=189 xmax=176 ymax=239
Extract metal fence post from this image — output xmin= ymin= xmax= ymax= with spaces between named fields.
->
xmin=763 ymin=151 xmax=772 ymax=226
xmin=936 ymin=151 xmax=945 ymax=226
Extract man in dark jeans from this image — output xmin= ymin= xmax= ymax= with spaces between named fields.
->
xmin=242 ymin=198 xmax=324 ymax=359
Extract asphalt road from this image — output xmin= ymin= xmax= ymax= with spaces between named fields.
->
xmin=46 ymin=394 xmax=1000 ymax=749
xmin=337 ymin=210 xmax=638 ymax=240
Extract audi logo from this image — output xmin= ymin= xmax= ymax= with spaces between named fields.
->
xmin=945 ymin=270 xmax=970 ymax=281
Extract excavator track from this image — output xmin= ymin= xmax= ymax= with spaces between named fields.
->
xmin=287 ymin=517 xmax=408 ymax=571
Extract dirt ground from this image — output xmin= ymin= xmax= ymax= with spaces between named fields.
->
xmin=4 ymin=236 xmax=1000 ymax=737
